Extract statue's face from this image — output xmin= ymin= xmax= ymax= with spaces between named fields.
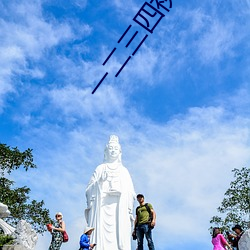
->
xmin=107 ymin=142 xmax=121 ymax=160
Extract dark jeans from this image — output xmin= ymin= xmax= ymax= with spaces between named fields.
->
xmin=136 ymin=223 xmax=155 ymax=250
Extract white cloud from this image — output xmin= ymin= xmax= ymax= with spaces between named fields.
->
xmin=0 ymin=1 xmax=76 ymax=110
xmin=1 ymin=2 xmax=73 ymax=58
xmin=73 ymin=0 xmax=88 ymax=9
xmin=189 ymin=8 xmax=210 ymax=33
xmin=222 ymin=84 xmax=250 ymax=115
xmin=155 ymin=5 xmax=247 ymax=68
xmin=48 ymin=84 xmax=126 ymax=119
xmin=124 ymin=46 xmax=160 ymax=87
xmin=111 ymin=0 xmax=141 ymax=19
xmin=196 ymin=20 xmax=235 ymax=63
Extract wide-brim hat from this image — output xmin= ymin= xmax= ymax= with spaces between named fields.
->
xmin=84 ymin=227 xmax=94 ymax=234
xmin=232 ymin=225 xmax=242 ymax=231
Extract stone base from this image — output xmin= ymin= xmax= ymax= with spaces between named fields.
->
xmin=2 ymin=245 xmax=26 ymax=250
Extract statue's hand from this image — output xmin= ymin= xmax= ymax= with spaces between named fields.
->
xmin=86 ymin=195 xmax=95 ymax=209
xmin=101 ymin=171 xmax=108 ymax=181
xmin=88 ymin=201 xmax=93 ymax=208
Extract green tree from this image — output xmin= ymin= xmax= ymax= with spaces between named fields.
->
xmin=210 ymin=167 xmax=250 ymax=232
xmin=0 ymin=143 xmax=52 ymax=233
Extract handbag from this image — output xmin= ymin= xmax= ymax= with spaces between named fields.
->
xmin=62 ymin=231 xmax=69 ymax=242
xmin=46 ymin=224 xmax=52 ymax=232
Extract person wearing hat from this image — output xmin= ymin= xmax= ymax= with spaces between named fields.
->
xmin=79 ymin=227 xmax=96 ymax=250
xmin=133 ymin=194 xmax=156 ymax=250
xmin=48 ymin=212 xmax=66 ymax=250
xmin=230 ymin=225 xmax=244 ymax=250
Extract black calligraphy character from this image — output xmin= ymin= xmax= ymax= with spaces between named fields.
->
xmin=150 ymin=0 xmax=172 ymax=12
xmin=133 ymin=2 xmax=165 ymax=34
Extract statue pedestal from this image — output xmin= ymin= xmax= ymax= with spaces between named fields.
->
xmin=2 ymin=245 xmax=26 ymax=250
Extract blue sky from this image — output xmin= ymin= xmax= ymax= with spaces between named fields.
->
xmin=1 ymin=0 xmax=250 ymax=249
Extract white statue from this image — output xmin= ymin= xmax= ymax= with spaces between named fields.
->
xmin=85 ymin=135 xmax=136 ymax=250
xmin=0 ymin=202 xmax=11 ymax=218
xmin=13 ymin=220 xmax=38 ymax=250
xmin=0 ymin=203 xmax=38 ymax=250
xmin=0 ymin=202 xmax=15 ymax=235
xmin=239 ymin=229 xmax=250 ymax=250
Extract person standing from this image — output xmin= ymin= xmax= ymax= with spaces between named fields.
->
xmin=211 ymin=227 xmax=232 ymax=250
xmin=231 ymin=225 xmax=244 ymax=250
xmin=79 ymin=227 xmax=96 ymax=250
xmin=49 ymin=212 xmax=66 ymax=250
xmin=133 ymin=194 xmax=156 ymax=250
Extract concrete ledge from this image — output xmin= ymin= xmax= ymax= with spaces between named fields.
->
xmin=2 ymin=245 xmax=26 ymax=250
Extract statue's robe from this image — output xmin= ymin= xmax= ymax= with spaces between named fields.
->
xmin=239 ymin=229 xmax=250 ymax=250
xmin=85 ymin=163 xmax=135 ymax=250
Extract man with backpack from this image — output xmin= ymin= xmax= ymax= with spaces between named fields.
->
xmin=132 ymin=194 xmax=156 ymax=250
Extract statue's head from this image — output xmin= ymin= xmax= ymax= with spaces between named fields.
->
xmin=0 ymin=202 xmax=10 ymax=218
xmin=104 ymin=135 xmax=122 ymax=163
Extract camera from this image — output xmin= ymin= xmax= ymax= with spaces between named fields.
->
xmin=132 ymin=231 xmax=137 ymax=240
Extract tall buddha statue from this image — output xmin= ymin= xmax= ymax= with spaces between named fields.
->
xmin=85 ymin=135 xmax=136 ymax=250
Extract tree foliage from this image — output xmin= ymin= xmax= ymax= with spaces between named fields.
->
xmin=0 ymin=143 xmax=52 ymax=233
xmin=0 ymin=144 xmax=36 ymax=175
xmin=210 ymin=167 xmax=250 ymax=232
xmin=0 ymin=234 xmax=14 ymax=246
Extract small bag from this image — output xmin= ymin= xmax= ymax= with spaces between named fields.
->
xmin=62 ymin=231 xmax=69 ymax=242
